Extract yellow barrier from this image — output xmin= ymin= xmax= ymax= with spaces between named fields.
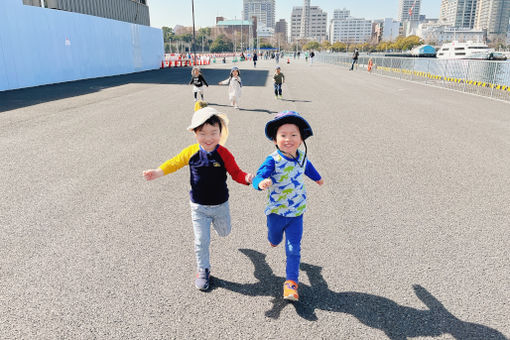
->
xmin=375 ymin=66 xmax=510 ymax=92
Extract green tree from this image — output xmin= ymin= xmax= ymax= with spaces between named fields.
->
xmin=177 ymin=33 xmax=193 ymax=43
xmin=321 ymin=40 xmax=331 ymax=51
xmin=303 ymin=41 xmax=320 ymax=50
xmin=210 ymin=35 xmax=233 ymax=52
xmin=402 ymin=35 xmax=422 ymax=50
xmin=331 ymin=41 xmax=346 ymax=52
xmin=162 ymin=26 xmax=175 ymax=43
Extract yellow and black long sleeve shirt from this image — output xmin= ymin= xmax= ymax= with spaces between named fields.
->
xmin=159 ymin=144 xmax=249 ymax=205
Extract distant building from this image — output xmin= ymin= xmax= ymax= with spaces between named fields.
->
xmin=382 ymin=18 xmax=401 ymax=41
xmin=22 ymin=0 xmax=150 ymax=26
xmin=439 ymin=0 xmax=477 ymax=28
xmin=372 ymin=20 xmax=384 ymax=44
xmin=398 ymin=0 xmax=422 ymax=22
xmin=416 ymin=23 xmax=485 ymax=44
xmin=329 ymin=15 xmax=372 ymax=44
xmin=333 ymin=8 xmax=350 ymax=20
xmin=212 ymin=19 xmax=254 ymax=50
xmin=475 ymin=0 xmax=510 ymax=42
xmin=275 ymin=19 xmax=288 ymax=42
xmin=174 ymin=25 xmax=192 ymax=35
xmin=243 ymin=0 xmax=275 ymax=29
xmin=290 ymin=5 xmax=328 ymax=42
xmin=257 ymin=24 xmax=275 ymax=38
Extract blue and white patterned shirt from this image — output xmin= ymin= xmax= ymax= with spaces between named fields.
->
xmin=253 ymin=150 xmax=321 ymax=217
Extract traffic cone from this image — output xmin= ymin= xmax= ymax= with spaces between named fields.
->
xmin=287 ymin=58 xmax=290 ymax=64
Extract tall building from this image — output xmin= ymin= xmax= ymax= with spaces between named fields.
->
xmin=334 ymin=8 xmax=350 ymax=20
xmin=275 ymin=19 xmax=288 ymax=42
xmin=329 ymin=15 xmax=372 ymax=44
xmin=290 ymin=5 xmax=328 ymax=41
xmin=382 ymin=18 xmax=401 ymax=41
xmin=475 ymin=0 xmax=510 ymax=41
xmin=243 ymin=0 xmax=275 ymax=29
xmin=439 ymin=0 xmax=478 ymax=28
xmin=299 ymin=0 xmax=311 ymax=39
xmin=22 ymin=0 xmax=150 ymax=26
xmin=398 ymin=0 xmax=422 ymax=21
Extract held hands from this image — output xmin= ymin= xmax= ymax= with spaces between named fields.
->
xmin=245 ymin=173 xmax=255 ymax=184
xmin=143 ymin=168 xmax=164 ymax=181
xmin=258 ymin=178 xmax=272 ymax=190
xmin=316 ymin=178 xmax=324 ymax=186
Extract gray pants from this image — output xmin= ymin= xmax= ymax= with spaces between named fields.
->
xmin=190 ymin=201 xmax=231 ymax=270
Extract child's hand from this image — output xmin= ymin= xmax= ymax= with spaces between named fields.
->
xmin=245 ymin=173 xmax=255 ymax=184
xmin=143 ymin=169 xmax=164 ymax=181
xmin=316 ymin=178 xmax=324 ymax=186
xmin=258 ymin=178 xmax=272 ymax=190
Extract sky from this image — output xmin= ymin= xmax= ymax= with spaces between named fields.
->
xmin=148 ymin=0 xmax=442 ymax=29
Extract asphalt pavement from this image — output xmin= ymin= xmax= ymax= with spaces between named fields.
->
xmin=1 ymin=58 xmax=509 ymax=339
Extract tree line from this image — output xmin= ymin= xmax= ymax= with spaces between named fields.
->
xmin=162 ymin=27 xmax=425 ymax=54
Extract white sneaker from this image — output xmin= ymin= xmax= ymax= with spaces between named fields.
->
xmin=234 ymin=105 xmax=239 ymax=109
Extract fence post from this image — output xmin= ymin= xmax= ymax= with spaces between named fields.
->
xmin=442 ymin=60 xmax=448 ymax=88
xmin=425 ymin=59 xmax=430 ymax=85
xmin=411 ymin=58 xmax=416 ymax=81
xmin=463 ymin=61 xmax=470 ymax=93
xmin=490 ymin=62 xmax=498 ymax=99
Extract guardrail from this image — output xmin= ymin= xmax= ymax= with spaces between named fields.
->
xmin=316 ymin=53 xmax=510 ymax=102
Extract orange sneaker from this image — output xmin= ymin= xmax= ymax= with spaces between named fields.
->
xmin=283 ymin=280 xmax=299 ymax=301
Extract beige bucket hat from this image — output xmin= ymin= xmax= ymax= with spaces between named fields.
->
xmin=187 ymin=107 xmax=229 ymax=146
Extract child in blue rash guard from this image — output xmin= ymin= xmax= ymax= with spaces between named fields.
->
xmin=252 ymin=111 xmax=324 ymax=301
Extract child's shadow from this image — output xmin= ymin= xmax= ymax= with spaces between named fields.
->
xmin=212 ymin=249 xmax=506 ymax=340
xmin=279 ymin=98 xmax=312 ymax=103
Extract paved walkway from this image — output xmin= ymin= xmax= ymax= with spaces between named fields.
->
xmin=1 ymin=59 xmax=509 ymax=339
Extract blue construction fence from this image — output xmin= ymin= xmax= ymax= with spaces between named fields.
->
xmin=0 ymin=0 xmax=164 ymax=91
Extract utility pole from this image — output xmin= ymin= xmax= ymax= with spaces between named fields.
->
xmin=191 ymin=0 xmax=197 ymax=64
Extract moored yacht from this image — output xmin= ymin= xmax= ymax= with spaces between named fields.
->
xmin=436 ymin=41 xmax=494 ymax=60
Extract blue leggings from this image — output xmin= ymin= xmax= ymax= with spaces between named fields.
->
xmin=274 ymin=83 xmax=282 ymax=96
xmin=267 ymin=213 xmax=303 ymax=282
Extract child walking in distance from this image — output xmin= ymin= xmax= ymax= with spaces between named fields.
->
xmin=273 ymin=66 xmax=285 ymax=100
xmin=189 ymin=67 xmax=209 ymax=102
xmin=218 ymin=66 xmax=242 ymax=109
xmin=252 ymin=111 xmax=323 ymax=301
xmin=143 ymin=107 xmax=254 ymax=291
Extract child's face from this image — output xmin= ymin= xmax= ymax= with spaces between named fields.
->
xmin=232 ymin=70 xmax=239 ymax=77
xmin=274 ymin=123 xmax=302 ymax=157
xmin=195 ymin=123 xmax=221 ymax=152
xmin=193 ymin=69 xmax=199 ymax=76
xmin=276 ymin=69 xmax=281 ymax=74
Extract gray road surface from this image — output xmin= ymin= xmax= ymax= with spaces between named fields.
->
xmin=1 ymin=58 xmax=509 ymax=339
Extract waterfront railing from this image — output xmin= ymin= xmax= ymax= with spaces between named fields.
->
xmin=316 ymin=53 xmax=510 ymax=102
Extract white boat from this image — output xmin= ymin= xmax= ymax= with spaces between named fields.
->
xmin=436 ymin=41 xmax=494 ymax=60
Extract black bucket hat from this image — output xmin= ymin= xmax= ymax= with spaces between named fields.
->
xmin=265 ymin=111 xmax=313 ymax=141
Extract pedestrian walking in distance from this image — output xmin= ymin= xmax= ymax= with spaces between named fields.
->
xmin=350 ymin=48 xmax=359 ymax=71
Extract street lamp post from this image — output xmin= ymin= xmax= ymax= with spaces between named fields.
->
xmin=191 ymin=0 xmax=197 ymax=65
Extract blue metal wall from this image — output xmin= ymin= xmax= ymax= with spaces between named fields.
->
xmin=0 ymin=0 xmax=163 ymax=91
